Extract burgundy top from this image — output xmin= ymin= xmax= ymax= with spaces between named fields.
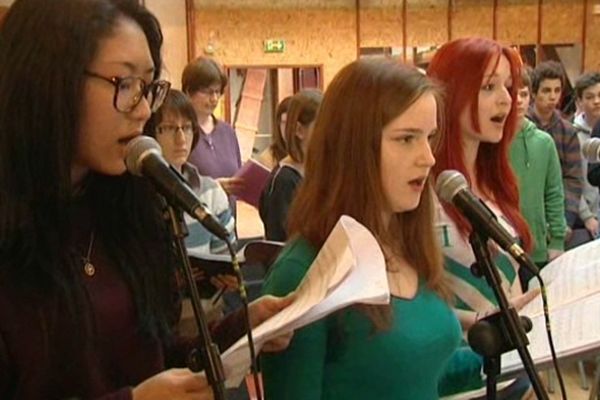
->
xmin=0 ymin=200 xmax=245 ymax=399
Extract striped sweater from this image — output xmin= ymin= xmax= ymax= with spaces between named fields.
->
xmin=435 ymin=198 xmax=521 ymax=312
xmin=527 ymin=109 xmax=584 ymax=227
xmin=181 ymin=162 xmax=236 ymax=254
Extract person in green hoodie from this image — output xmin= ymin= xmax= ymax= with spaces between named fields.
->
xmin=510 ymin=67 xmax=567 ymax=289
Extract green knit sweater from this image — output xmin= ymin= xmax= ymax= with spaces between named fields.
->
xmin=509 ymin=119 xmax=566 ymax=263
xmin=261 ymin=238 xmax=461 ymax=400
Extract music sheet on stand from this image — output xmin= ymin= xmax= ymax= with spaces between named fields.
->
xmin=502 ymin=240 xmax=600 ymax=374
xmin=219 ymin=215 xmax=390 ymax=387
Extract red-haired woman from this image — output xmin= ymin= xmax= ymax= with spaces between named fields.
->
xmin=261 ymin=59 xmax=462 ymax=399
xmin=428 ymin=37 xmax=536 ymax=397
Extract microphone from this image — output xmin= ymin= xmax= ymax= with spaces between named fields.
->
xmin=572 ymin=122 xmax=591 ymax=135
xmin=435 ymin=170 xmax=539 ymax=277
xmin=582 ymin=138 xmax=600 ymax=162
xmin=125 ymin=136 xmax=230 ymax=241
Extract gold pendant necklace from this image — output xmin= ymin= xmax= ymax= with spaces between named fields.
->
xmin=82 ymin=230 xmax=96 ymax=277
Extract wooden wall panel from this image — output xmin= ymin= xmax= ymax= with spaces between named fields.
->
xmin=541 ymin=0 xmax=583 ymax=44
xmin=496 ymin=0 xmax=538 ymax=45
xmin=359 ymin=5 xmax=403 ymax=48
xmin=194 ymin=0 xmax=352 ymax=8
xmin=451 ymin=0 xmax=493 ymax=40
xmin=194 ymin=8 xmax=356 ymax=87
xmin=406 ymin=0 xmax=448 ymax=47
xmin=584 ymin=2 xmax=600 ymax=71
xmin=0 ymin=6 xmax=8 ymax=23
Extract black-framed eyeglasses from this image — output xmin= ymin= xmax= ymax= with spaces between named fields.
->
xmin=84 ymin=71 xmax=171 ymax=113
xmin=196 ymin=86 xmax=223 ymax=97
xmin=156 ymin=124 xmax=194 ymax=137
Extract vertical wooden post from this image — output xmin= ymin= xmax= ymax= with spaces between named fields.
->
xmin=355 ymin=0 xmax=361 ymax=59
xmin=447 ymin=0 xmax=453 ymax=42
xmin=185 ymin=0 xmax=196 ymax=63
xmin=582 ymin=0 xmax=588 ymax=73
xmin=536 ymin=0 xmax=543 ymax=64
xmin=402 ymin=0 xmax=407 ymax=63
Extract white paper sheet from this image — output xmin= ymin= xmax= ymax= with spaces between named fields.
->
xmin=521 ymin=240 xmax=600 ymax=317
xmin=220 ymin=215 xmax=390 ymax=387
xmin=502 ymin=240 xmax=600 ymax=373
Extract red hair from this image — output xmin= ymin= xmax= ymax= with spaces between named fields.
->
xmin=427 ymin=37 xmax=532 ymax=251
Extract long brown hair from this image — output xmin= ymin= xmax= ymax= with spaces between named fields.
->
xmin=270 ymin=96 xmax=292 ymax=163
xmin=284 ymin=89 xmax=323 ymax=163
xmin=287 ymin=59 xmax=446 ymax=331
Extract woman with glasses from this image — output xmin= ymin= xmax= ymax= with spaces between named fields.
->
xmin=0 ymin=1 xmax=292 ymax=399
xmin=182 ymin=57 xmax=244 ymax=200
xmin=144 ymin=89 xmax=236 ymax=256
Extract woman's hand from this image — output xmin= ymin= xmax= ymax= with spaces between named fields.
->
xmin=547 ymin=249 xmax=563 ymax=261
xmin=210 ymin=274 xmax=239 ymax=292
xmin=217 ymin=177 xmax=244 ymax=196
xmin=248 ymin=294 xmax=296 ymax=352
xmin=585 ymin=217 xmax=600 ymax=239
xmin=510 ymin=287 xmax=541 ymax=311
xmin=248 ymin=294 xmax=295 ymax=327
xmin=131 ymin=368 xmax=214 ymax=400
xmin=475 ymin=288 xmax=541 ymax=322
xmin=457 ymin=288 xmax=541 ymax=331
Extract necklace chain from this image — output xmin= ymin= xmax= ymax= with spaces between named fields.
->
xmin=82 ymin=230 xmax=96 ymax=277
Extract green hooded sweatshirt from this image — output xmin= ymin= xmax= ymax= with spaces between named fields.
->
xmin=509 ymin=119 xmax=566 ymax=263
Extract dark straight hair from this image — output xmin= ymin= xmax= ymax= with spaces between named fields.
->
xmin=0 ymin=0 xmax=177 ymax=363
xmin=144 ymin=88 xmax=201 ymax=150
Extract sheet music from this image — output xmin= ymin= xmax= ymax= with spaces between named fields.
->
xmin=521 ymin=240 xmax=600 ymax=317
xmin=220 ymin=215 xmax=390 ymax=387
xmin=502 ymin=291 xmax=600 ymax=373
xmin=444 ymin=242 xmax=600 ymax=399
xmin=501 ymin=240 xmax=600 ymax=373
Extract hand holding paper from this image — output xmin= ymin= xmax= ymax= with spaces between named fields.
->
xmin=232 ymin=159 xmax=271 ymax=207
xmin=220 ymin=215 xmax=390 ymax=387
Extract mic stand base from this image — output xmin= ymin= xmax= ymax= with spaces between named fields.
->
xmin=484 ymin=355 xmax=499 ymax=400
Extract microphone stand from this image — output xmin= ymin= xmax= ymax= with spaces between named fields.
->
xmin=164 ymin=202 xmax=227 ymax=400
xmin=467 ymin=230 xmax=548 ymax=400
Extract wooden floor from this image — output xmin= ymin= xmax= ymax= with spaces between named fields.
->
xmin=544 ymin=362 xmax=598 ymax=400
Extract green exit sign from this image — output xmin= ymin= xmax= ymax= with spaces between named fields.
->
xmin=264 ymin=39 xmax=285 ymax=53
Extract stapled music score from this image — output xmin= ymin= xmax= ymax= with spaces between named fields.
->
xmin=220 ymin=215 xmax=390 ymax=387
xmin=502 ymin=239 xmax=600 ymax=374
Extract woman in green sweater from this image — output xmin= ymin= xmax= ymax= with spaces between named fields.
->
xmin=260 ymin=59 xmax=462 ymax=399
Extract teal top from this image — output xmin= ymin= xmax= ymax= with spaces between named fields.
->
xmin=261 ymin=238 xmax=462 ymax=400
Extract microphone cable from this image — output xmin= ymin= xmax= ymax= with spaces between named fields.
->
xmin=226 ymin=239 xmax=263 ymax=400
xmin=533 ymin=274 xmax=567 ymax=400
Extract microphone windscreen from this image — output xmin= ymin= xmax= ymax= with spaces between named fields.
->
xmin=435 ymin=170 xmax=468 ymax=203
xmin=124 ymin=136 xmax=163 ymax=176
xmin=582 ymin=138 xmax=600 ymax=162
